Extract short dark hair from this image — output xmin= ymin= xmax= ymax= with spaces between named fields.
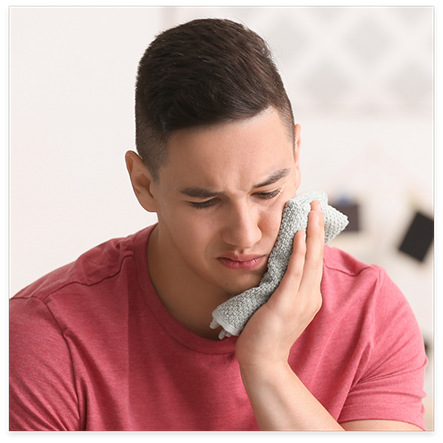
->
xmin=135 ymin=18 xmax=294 ymax=182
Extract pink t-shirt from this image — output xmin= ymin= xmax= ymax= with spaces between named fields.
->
xmin=9 ymin=226 xmax=427 ymax=431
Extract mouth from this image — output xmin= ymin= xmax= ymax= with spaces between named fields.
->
xmin=217 ymin=254 xmax=266 ymax=270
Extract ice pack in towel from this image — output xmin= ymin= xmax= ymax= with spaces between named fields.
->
xmin=210 ymin=190 xmax=348 ymax=339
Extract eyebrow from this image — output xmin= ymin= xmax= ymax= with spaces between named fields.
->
xmin=253 ymin=168 xmax=291 ymax=189
xmin=179 ymin=168 xmax=291 ymax=200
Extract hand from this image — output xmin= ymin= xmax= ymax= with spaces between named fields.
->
xmin=236 ymin=200 xmax=325 ymax=371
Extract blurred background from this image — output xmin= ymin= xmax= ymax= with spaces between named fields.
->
xmin=9 ymin=6 xmax=434 ymax=429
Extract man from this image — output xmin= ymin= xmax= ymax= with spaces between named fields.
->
xmin=9 ymin=18 xmax=427 ymax=431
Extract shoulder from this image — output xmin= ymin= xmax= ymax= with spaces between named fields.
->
xmin=321 ymin=245 xmax=386 ymax=303
xmin=10 ymin=234 xmax=118 ymax=332
xmin=323 ymin=244 xmax=379 ymax=278
xmin=319 ymin=245 xmax=424 ymax=357
xmin=320 ymin=245 xmax=418 ymax=328
xmin=10 ymin=226 xmax=154 ymax=337
xmin=9 ymin=227 xmax=154 ymax=431
xmin=313 ymin=247 xmax=426 ymax=429
xmin=9 ymin=290 xmax=81 ymax=430
xmin=320 ymin=247 xmax=427 ymax=428
xmin=322 ymin=246 xmax=409 ymax=317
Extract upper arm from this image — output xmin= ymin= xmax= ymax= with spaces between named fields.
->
xmin=338 ymin=267 xmax=427 ymax=429
xmin=9 ymin=297 xmax=81 ymax=431
xmin=342 ymin=420 xmax=423 ymax=431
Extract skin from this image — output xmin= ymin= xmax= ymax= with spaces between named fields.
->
xmin=125 ymin=106 xmax=422 ymax=431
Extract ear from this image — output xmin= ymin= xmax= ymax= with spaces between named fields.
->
xmin=294 ymin=123 xmax=301 ymax=154
xmin=125 ymin=150 xmax=159 ymax=213
xmin=294 ymin=124 xmax=302 ymax=189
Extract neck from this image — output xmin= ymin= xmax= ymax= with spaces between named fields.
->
xmin=147 ymin=226 xmax=231 ymax=340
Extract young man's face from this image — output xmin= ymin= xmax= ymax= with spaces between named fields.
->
xmin=150 ymin=107 xmax=301 ymax=297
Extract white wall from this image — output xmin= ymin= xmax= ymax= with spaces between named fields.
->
xmin=9 ymin=6 xmax=435 ymax=427
xmin=10 ymin=7 xmax=164 ymax=293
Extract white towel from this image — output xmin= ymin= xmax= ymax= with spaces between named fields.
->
xmin=210 ymin=191 xmax=348 ymax=339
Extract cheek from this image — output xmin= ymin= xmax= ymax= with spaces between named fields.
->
xmin=260 ymin=182 xmax=298 ymax=243
xmin=187 ymin=221 xmax=214 ymax=254
xmin=166 ymin=209 xmax=218 ymax=258
xmin=258 ymin=200 xmax=287 ymax=244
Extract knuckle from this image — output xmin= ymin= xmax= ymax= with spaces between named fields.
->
xmin=315 ymin=293 xmax=323 ymax=311
xmin=306 ymin=292 xmax=323 ymax=315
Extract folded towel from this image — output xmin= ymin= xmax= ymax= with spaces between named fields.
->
xmin=210 ymin=190 xmax=348 ymax=339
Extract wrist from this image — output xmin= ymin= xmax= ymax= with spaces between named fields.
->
xmin=239 ymin=360 xmax=294 ymax=389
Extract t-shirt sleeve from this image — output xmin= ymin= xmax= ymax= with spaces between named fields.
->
xmin=9 ymin=297 xmax=81 ymax=431
xmin=338 ymin=266 xmax=428 ymax=429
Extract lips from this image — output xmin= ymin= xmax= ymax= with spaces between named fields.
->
xmin=217 ymin=254 xmax=266 ymax=270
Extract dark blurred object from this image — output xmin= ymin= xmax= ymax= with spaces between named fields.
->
xmin=332 ymin=201 xmax=360 ymax=232
xmin=424 ymin=338 xmax=429 ymax=357
xmin=398 ymin=211 xmax=433 ymax=262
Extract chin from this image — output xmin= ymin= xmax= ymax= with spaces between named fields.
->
xmin=213 ymin=261 xmax=268 ymax=297
xmin=222 ymin=275 xmax=263 ymax=297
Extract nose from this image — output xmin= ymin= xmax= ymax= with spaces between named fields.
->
xmin=221 ymin=201 xmax=262 ymax=250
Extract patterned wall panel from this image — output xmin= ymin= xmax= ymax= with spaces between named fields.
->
xmin=170 ymin=7 xmax=433 ymax=117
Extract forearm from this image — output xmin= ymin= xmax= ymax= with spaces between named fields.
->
xmin=240 ymin=362 xmax=344 ymax=431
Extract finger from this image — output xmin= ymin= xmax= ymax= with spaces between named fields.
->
xmin=306 ymin=201 xmax=324 ymax=258
xmin=308 ymin=200 xmax=325 ymax=244
xmin=300 ymin=201 xmax=325 ymax=289
xmin=270 ymin=229 xmax=306 ymax=301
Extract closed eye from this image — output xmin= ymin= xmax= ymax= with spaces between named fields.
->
xmin=189 ymin=198 xmax=219 ymax=209
xmin=255 ymin=188 xmax=282 ymax=200
xmin=189 ymin=189 xmax=282 ymax=209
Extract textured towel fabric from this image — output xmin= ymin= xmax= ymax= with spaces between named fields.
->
xmin=210 ymin=191 xmax=349 ymax=339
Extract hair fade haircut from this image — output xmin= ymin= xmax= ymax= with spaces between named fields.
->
xmin=135 ymin=18 xmax=294 ymax=182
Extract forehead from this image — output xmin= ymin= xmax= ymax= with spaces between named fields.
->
xmin=160 ymin=108 xmax=295 ymax=190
